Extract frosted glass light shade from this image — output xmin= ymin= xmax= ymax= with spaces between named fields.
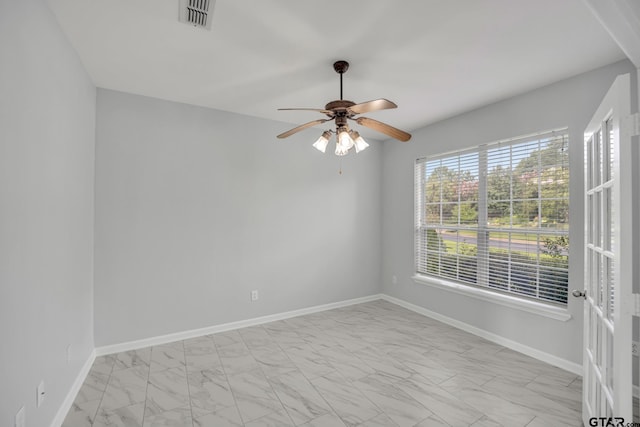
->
xmin=312 ymin=131 xmax=331 ymax=153
xmin=335 ymin=141 xmax=349 ymax=156
xmin=351 ymin=131 xmax=369 ymax=153
xmin=338 ymin=129 xmax=354 ymax=150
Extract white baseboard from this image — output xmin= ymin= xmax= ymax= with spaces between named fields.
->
xmin=96 ymin=292 xmax=583 ymax=376
xmin=380 ymin=294 xmax=583 ymax=376
xmin=96 ymin=294 xmax=383 ymax=356
xmin=50 ymin=349 xmax=96 ymax=427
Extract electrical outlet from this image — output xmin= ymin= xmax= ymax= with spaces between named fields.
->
xmin=37 ymin=381 xmax=45 ymax=407
xmin=15 ymin=406 xmax=25 ymax=427
xmin=633 ymin=341 xmax=639 ymax=357
xmin=251 ymin=290 xmax=258 ymax=301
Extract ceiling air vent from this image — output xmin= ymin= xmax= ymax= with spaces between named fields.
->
xmin=179 ymin=0 xmax=215 ymax=30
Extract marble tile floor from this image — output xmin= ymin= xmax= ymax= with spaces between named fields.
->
xmin=62 ymin=300 xmax=583 ymax=427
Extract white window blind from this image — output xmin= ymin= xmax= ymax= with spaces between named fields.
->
xmin=415 ymin=130 xmax=569 ymax=305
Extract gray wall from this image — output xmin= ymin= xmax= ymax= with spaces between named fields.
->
xmin=381 ymin=59 xmax=636 ymax=365
xmin=0 ymin=3 xmax=634 ymax=422
xmin=94 ymin=89 xmax=382 ymax=346
xmin=0 ymin=1 xmax=96 ymax=426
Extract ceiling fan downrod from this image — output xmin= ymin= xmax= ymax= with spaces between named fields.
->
xmin=333 ymin=60 xmax=349 ymax=100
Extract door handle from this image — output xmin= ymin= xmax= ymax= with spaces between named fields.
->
xmin=572 ymin=289 xmax=587 ymax=299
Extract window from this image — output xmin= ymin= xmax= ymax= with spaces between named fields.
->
xmin=415 ymin=130 xmax=569 ymax=305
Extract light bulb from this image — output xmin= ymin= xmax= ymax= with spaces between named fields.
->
xmin=351 ymin=131 xmax=369 ymax=153
xmin=338 ymin=129 xmax=354 ymax=150
xmin=312 ymin=131 xmax=331 ymax=153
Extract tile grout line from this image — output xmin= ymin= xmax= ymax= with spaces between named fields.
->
xmin=265 ymin=317 xmax=344 ymax=424
xmin=182 ymin=340 xmax=196 ymax=427
xmin=211 ymin=332 xmax=252 ymax=426
xmin=140 ymin=350 xmax=152 ymax=427
xmin=244 ymin=325 xmax=299 ymax=426
xmin=88 ymin=356 xmax=114 ymax=425
xmin=211 ymin=333 xmax=243 ymax=425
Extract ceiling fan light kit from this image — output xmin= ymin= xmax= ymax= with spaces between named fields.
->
xmin=277 ymin=60 xmax=411 ymax=156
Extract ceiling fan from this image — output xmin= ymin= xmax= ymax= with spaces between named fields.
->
xmin=277 ymin=60 xmax=411 ymax=156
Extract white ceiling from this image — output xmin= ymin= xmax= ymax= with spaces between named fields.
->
xmin=46 ymin=0 xmax=626 ymax=139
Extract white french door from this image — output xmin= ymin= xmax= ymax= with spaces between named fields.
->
xmin=580 ymin=73 xmax=633 ymax=424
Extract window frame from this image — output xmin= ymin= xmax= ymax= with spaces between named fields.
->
xmin=413 ymin=129 xmax=571 ymax=320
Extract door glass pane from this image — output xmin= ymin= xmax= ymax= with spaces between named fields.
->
xmin=595 ymin=191 xmax=602 ymax=248
xmin=606 ymin=325 xmax=614 ymax=392
xmin=603 ymin=256 xmax=612 ymax=320
xmin=587 ymin=194 xmax=594 ymax=244
xmin=603 ymin=188 xmax=611 ymax=251
xmin=599 ymin=254 xmax=605 ymax=310
xmin=607 ymin=118 xmax=614 ymax=182
xmin=591 ymin=306 xmax=598 ymax=359
xmin=591 ymin=193 xmax=598 ymax=249
xmin=596 ymin=253 xmax=602 ymax=307
xmin=588 ymin=367 xmax=595 ymax=412
xmin=603 ymin=119 xmax=611 ymax=183
xmin=609 ymin=256 xmax=615 ymax=321
xmin=598 ymin=128 xmax=604 ymax=186
xmin=586 ymin=135 xmax=594 ymax=190
xmin=594 ymin=129 xmax=602 ymax=187
xmin=596 ymin=317 xmax=602 ymax=368
xmin=590 ymin=251 xmax=598 ymax=298
xmin=588 ymin=305 xmax=595 ymax=354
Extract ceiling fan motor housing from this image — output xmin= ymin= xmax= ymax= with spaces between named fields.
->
xmin=325 ymin=100 xmax=356 ymax=114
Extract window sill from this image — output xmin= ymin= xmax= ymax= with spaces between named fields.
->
xmin=411 ymin=274 xmax=572 ymax=322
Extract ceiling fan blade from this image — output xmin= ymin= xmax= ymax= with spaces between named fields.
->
xmin=355 ymin=117 xmax=411 ymax=142
xmin=278 ymin=108 xmax=334 ymax=115
xmin=348 ymin=99 xmax=397 ymax=115
xmin=277 ymin=119 xmax=329 ymax=139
